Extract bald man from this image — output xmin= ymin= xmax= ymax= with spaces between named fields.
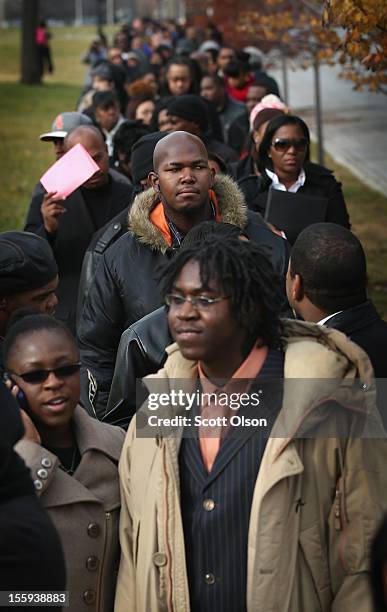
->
xmin=78 ymin=131 xmax=289 ymax=420
xmin=25 ymin=125 xmax=133 ymax=331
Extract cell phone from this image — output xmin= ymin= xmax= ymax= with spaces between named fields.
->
xmin=2 ymin=372 xmax=31 ymax=412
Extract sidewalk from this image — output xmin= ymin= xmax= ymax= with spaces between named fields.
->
xmin=271 ymin=63 xmax=387 ymax=195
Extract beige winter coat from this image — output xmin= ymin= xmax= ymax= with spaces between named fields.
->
xmin=16 ymin=406 xmax=125 ymax=612
xmin=115 ymin=320 xmax=387 ymax=612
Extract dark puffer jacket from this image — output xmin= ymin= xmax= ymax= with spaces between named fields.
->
xmin=78 ymin=174 xmax=290 ymax=419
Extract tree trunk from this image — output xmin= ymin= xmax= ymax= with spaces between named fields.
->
xmin=21 ymin=0 xmax=41 ymax=85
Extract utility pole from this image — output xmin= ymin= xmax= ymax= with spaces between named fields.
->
xmin=281 ymin=50 xmax=289 ymax=105
xmin=95 ymin=0 xmax=103 ymax=27
xmin=313 ymin=53 xmax=324 ymax=166
xmin=75 ymin=0 xmax=83 ymax=26
xmin=106 ymin=0 xmax=114 ymax=25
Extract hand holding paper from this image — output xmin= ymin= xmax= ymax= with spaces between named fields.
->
xmin=40 ymin=143 xmax=100 ymax=199
xmin=41 ymin=191 xmax=67 ymax=235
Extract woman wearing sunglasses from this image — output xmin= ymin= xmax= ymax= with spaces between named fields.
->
xmin=231 ymin=94 xmax=287 ymax=182
xmin=237 ymin=114 xmax=350 ymax=232
xmin=3 ymin=313 xmax=124 ymax=612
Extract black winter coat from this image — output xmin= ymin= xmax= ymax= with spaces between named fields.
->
xmin=325 ymin=300 xmax=387 ymax=429
xmin=76 ymin=204 xmax=132 ymax=326
xmin=237 ymin=161 xmax=351 ymax=230
xmin=78 ymin=174 xmax=290 ymax=419
xmin=104 ymin=306 xmax=169 ymax=427
xmin=325 ymin=300 xmax=387 ymax=379
xmin=24 ymin=169 xmax=133 ymax=332
xmin=0 ymin=383 xmax=66 ymax=602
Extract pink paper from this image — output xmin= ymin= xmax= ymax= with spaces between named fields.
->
xmin=40 ymin=143 xmax=100 ymax=199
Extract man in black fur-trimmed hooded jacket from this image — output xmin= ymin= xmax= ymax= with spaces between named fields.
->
xmin=78 ymin=131 xmax=289 ymax=419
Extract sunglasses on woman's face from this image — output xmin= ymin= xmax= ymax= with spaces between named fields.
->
xmin=7 ymin=363 xmax=82 ymax=384
xmin=271 ymin=138 xmax=308 ymax=153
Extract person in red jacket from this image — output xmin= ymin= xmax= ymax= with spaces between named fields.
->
xmin=35 ymin=19 xmax=54 ymax=76
xmin=224 ymin=60 xmax=255 ymax=103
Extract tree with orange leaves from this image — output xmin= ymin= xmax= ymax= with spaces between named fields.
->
xmin=237 ymin=0 xmax=340 ymax=68
xmin=323 ymin=0 xmax=387 ymax=94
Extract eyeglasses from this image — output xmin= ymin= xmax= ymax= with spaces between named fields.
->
xmin=271 ymin=138 xmax=308 ymax=153
xmin=7 ymin=363 xmax=82 ymax=384
xmin=165 ymin=294 xmax=229 ymax=309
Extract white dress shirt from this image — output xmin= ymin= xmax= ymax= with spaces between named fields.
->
xmin=317 ymin=311 xmax=343 ymax=326
xmin=266 ymin=168 xmax=306 ymax=193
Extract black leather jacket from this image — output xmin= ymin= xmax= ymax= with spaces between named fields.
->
xmin=76 ymin=207 xmax=130 ymax=328
xmin=103 ymin=307 xmax=170 ymax=428
xmin=78 ymin=174 xmax=290 ymax=421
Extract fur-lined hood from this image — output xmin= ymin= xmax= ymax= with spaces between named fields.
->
xmin=128 ymin=174 xmax=248 ymax=254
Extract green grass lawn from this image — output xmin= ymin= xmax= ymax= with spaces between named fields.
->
xmin=0 ymin=25 xmax=386 ymax=316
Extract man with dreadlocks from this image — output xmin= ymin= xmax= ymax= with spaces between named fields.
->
xmin=115 ymin=238 xmax=387 ymax=612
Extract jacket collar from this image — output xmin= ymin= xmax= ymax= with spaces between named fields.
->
xmin=322 ymin=300 xmax=380 ymax=336
xmin=72 ymin=405 xmax=122 ymax=463
xmin=128 ymin=174 xmax=248 ymax=254
xmin=143 ymin=319 xmax=380 ymax=455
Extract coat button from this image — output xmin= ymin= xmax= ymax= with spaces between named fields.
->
xmin=34 ymin=479 xmax=43 ymax=490
xmin=87 ymin=523 xmax=100 ymax=538
xmin=205 ymin=572 xmax=215 ymax=585
xmin=153 ymin=552 xmax=167 ymax=567
xmin=113 ymin=223 xmax=120 ymax=230
xmin=203 ymin=498 xmax=215 ymax=511
xmin=83 ymin=590 xmax=96 ymax=605
xmin=86 ymin=556 xmax=99 ymax=572
xmin=41 ymin=457 xmax=52 ymax=468
xmin=37 ymin=468 xmax=48 ymax=479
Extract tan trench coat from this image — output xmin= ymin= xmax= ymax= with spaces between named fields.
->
xmin=16 ymin=406 xmax=125 ymax=612
xmin=115 ymin=320 xmax=387 ymax=612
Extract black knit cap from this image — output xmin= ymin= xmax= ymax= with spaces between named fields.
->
xmin=167 ymin=95 xmax=208 ymax=132
xmin=0 ymin=231 xmax=58 ymax=295
xmin=130 ymin=131 xmax=169 ymax=184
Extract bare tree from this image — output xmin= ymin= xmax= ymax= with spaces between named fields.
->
xmin=21 ymin=0 xmax=41 ymax=84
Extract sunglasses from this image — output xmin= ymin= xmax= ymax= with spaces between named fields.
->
xmin=6 ymin=363 xmax=82 ymax=384
xmin=271 ymin=138 xmax=308 ymax=153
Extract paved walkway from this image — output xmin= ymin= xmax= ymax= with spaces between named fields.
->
xmin=271 ymin=63 xmax=387 ymax=195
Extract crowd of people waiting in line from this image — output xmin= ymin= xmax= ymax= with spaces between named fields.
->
xmin=2 ymin=15 xmax=387 ymax=612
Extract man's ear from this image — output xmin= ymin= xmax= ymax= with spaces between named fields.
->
xmin=149 ymin=171 xmax=160 ymax=193
xmin=292 ymin=274 xmax=304 ymax=303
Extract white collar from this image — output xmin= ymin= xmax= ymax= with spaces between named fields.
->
xmin=317 ymin=311 xmax=344 ymax=326
xmin=266 ymin=168 xmax=306 ymax=193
